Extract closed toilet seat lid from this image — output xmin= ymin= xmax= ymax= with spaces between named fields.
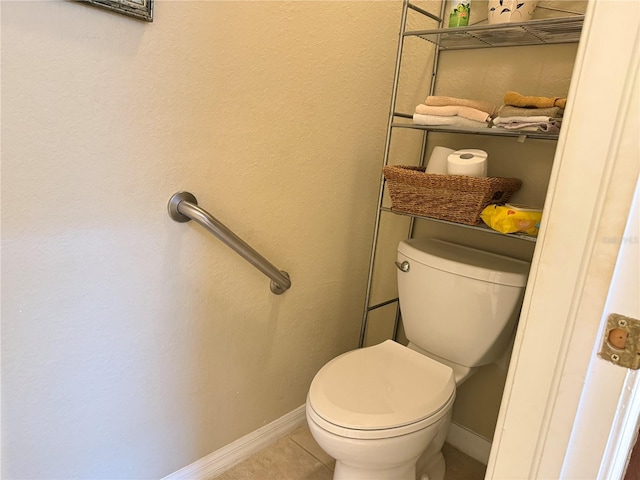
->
xmin=308 ymin=340 xmax=455 ymax=435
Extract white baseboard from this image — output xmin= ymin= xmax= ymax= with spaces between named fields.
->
xmin=445 ymin=422 xmax=492 ymax=465
xmin=163 ymin=405 xmax=307 ymax=480
xmin=163 ymin=407 xmax=489 ymax=478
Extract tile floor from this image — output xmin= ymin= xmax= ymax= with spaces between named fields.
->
xmin=214 ymin=423 xmax=486 ymax=480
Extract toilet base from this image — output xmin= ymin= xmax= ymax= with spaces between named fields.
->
xmin=418 ymin=452 xmax=446 ymax=480
xmin=415 ymin=411 xmax=450 ymax=480
xmin=332 ymin=451 xmax=445 ymax=480
xmin=306 ymin=404 xmax=451 ymax=480
xmin=334 ymin=460 xmax=417 ymax=480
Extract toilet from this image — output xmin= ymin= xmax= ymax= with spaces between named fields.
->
xmin=306 ymin=238 xmax=530 ymax=480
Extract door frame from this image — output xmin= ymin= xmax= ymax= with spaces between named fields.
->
xmin=486 ymin=1 xmax=640 ymax=478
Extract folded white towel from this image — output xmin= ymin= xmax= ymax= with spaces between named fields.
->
xmin=491 ymin=125 xmax=539 ymax=132
xmin=492 ymin=116 xmax=562 ymax=133
xmin=414 ymin=104 xmax=490 ymax=123
xmin=412 ymin=113 xmax=489 ymax=129
xmin=493 ymin=115 xmax=557 ymax=125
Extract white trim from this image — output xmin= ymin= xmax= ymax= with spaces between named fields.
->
xmin=163 ymin=405 xmax=307 ymax=480
xmin=446 ymin=422 xmax=491 ymax=465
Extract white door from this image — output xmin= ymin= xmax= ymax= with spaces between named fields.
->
xmin=487 ymin=1 xmax=640 ymax=478
xmin=561 ymin=179 xmax=640 ymax=479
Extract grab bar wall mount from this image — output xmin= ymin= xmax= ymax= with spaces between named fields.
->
xmin=168 ymin=191 xmax=291 ymax=295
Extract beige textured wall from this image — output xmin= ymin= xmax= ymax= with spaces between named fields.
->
xmin=1 ymin=1 xmax=400 ymax=477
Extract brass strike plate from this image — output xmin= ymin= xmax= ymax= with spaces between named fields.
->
xmin=598 ymin=313 xmax=640 ymax=369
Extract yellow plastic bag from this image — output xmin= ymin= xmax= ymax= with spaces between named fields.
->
xmin=480 ymin=203 xmax=542 ymax=236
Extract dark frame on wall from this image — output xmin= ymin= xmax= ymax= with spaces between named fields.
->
xmin=84 ymin=0 xmax=153 ymax=22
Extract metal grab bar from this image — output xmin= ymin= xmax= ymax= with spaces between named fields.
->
xmin=168 ymin=192 xmax=291 ymax=294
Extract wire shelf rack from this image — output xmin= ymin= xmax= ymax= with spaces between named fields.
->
xmin=405 ymin=15 xmax=585 ymax=50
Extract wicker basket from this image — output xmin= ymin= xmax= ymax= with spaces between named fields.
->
xmin=383 ymin=165 xmax=522 ymax=225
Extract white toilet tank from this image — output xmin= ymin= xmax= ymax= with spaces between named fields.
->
xmin=397 ymin=238 xmax=530 ymax=368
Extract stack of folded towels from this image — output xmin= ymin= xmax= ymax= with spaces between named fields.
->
xmin=413 ymin=96 xmax=497 ymax=129
xmin=492 ymin=91 xmax=566 ymax=133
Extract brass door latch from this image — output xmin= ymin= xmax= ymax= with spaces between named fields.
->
xmin=599 ymin=313 xmax=640 ymax=369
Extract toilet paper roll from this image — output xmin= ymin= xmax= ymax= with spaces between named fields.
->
xmin=425 ymin=146 xmax=455 ymax=174
xmin=447 ymin=149 xmax=488 ymax=177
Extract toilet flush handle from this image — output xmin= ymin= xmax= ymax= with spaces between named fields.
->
xmin=395 ymin=260 xmax=410 ymax=272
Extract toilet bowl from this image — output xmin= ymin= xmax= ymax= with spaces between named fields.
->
xmin=306 ymin=238 xmax=530 ymax=480
xmin=306 ymin=339 xmax=455 ymax=480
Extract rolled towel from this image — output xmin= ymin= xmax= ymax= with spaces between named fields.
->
xmin=424 ymin=96 xmax=498 ymax=117
xmin=504 ymin=91 xmax=567 ymax=109
xmin=413 ymin=113 xmax=489 ymax=129
xmin=415 ymin=104 xmax=490 ymax=123
xmin=497 ymin=105 xmax=564 ymax=118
